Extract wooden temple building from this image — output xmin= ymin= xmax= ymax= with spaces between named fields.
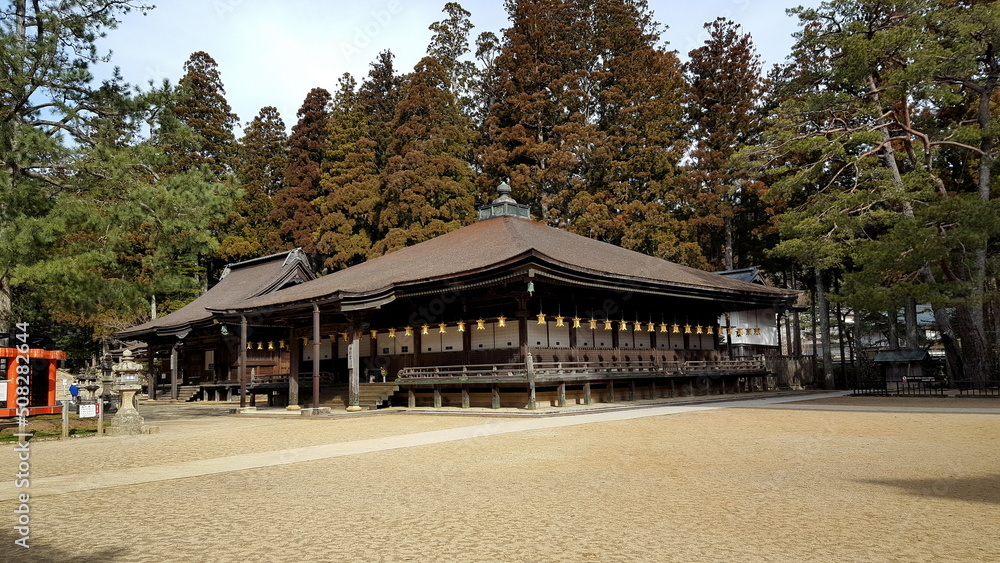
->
xmin=115 ymin=184 xmax=798 ymax=410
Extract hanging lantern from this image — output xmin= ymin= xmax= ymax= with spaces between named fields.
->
xmin=572 ymin=317 xmax=582 ymax=329
xmin=439 ymin=323 xmax=447 ymax=334
xmin=647 ymin=322 xmax=655 ymax=332
xmin=246 ymin=341 xmax=253 ymax=350
xmin=556 ymin=316 xmax=565 ymax=327
xmin=706 ymin=326 xmax=714 ymax=335
xmin=633 ymin=321 xmax=643 ymax=332
xmin=497 ymin=316 xmax=507 ymax=328
xmin=279 ymin=340 xmax=286 ymax=349
xmin=660 ymin=323 xmax=668 ymax=333
xmin=342 ymin=333 xmax=349 ymax=342
xmin=421 ymin=325 xmax=430 ymax=335
xmin=736 ymin=328 xmax=744 ymax=336
xmin=754 ymin=327 xmax=761 ymax=336
xmin=388 ymin=328 xmax=396 ymax=338
xmin=726 ymin=326 xmax=734 ymax=335
xmin=672 ymin=323 xmax=681 ymax=333
xmin=268 ymin=341 xmax=275 ymax=350
xmin=371 ymin=330 xmax=378 ymax=339
xmin=589 ymin=318 xmax=598 ymax=330
xmin=537 ymin=313 xmax=546 ymax=325
xmin=404 ymin=326 xmax=413 ymax=337
xmin=684 ymin=324 xmax=692 ymax=334
xmin=256 ymin=341 xmax=264 ymax=350
xmin=476 ymin=319 xmax=486 ymax=330
xmin=458 ymin=321 xmax=466 ymax=332
xmin=603 ymin=319 xmax=613 ymax=331
xmin=695 ymin=325 xmax=703 ymax=334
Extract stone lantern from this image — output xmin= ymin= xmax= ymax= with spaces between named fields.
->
xmin=110 ymin=350 xmax=152 ymax=435
xmin=100 ymin=353 xmax=118 ymax=413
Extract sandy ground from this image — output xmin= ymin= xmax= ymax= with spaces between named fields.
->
xmin=2 ymin=394 xmax=998 ymax=563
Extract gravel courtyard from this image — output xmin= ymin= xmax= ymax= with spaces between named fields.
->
xmin=2 ymin=393 xmax=998 ymax=562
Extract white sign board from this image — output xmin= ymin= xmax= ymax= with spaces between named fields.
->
xmin=78 ymin=404 xmax=98 ymax=418
xmin=0 ymin=381 xmax=6 ymax=399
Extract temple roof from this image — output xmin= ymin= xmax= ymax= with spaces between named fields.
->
xmin=115 ymin=249 xmax=314 ymax=340
xmin=211 ymin=216 xmax=795 ymax=315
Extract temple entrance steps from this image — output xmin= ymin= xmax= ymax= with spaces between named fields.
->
xmin=177 ymin=385 xmax=201 ymax=402
xmin=310 ymin=383 xmax=400 ymax=410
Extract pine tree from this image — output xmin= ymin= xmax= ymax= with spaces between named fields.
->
xmin=270 ymin=87 xmax=331 ymax=263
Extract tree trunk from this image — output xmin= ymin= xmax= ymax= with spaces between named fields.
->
xmin=887 ymin=310 xmax=899 ymax=350
xmin=724 ymin=215 xmax=734 ymax=270
xmin=816 ymin=268 xmax=833 ymax=388
xmin=904 ymin=297 xmax=918 ymax=349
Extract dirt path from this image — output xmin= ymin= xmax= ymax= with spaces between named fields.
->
xmin=3 ymin=393 xmax=997 ymax=562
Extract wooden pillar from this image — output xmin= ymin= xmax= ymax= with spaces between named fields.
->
xmin=526 ymin=350 xmax=536 ymax=410
xmin=492 ymin=383 xmax=500 ymax=409
xmin=650 ymin=381 xmax=657 ymax=399
xmin=239 ymin=315 xmax=247 ymax=408
xmin=170 ymin=343 xmax=179 ymax=401
xmin=461 ymin=385 xmax=470 ymax=409
xmin=347 ymin=317 xmax=361 ymax=411
xmin=607 ymin=380 xmax=615 ymax=403
xmin=584 ymin=382 xmax=592 ymax=405
xmin=629 ymin=380 xmax=636 ymax=401
xmin=688 ymin=379 xmax=694 ymax=397
xmin=433 ymin=385 xmax=442 ymax=408
xmin=408 ymin=388 xmax=416 ymax=408
xmin=288 ymin=327 xmax=299 ymax=407
xmin=568 ymin=324 xmax=578 ymax=362
xmin=148 ymin=344 xmax=157 ymax=401
xmin=313 ymin=305 xmax=321 ymax=410
xmin=558 ymin=382 xmax=566 ymax=407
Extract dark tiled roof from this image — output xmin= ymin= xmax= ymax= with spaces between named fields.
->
xmin=115 ymin=249 xmax=313 ymax=339
xmin=874 ymin=349 xmax=931 ymax=362
xmin=717 ymin=267 xmax=765 ymax=285
xmin=217 ymin=217 xmax=794 ymax=313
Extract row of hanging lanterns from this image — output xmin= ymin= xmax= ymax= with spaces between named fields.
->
xmin=246 ymin=340 xmax=286 ymax=351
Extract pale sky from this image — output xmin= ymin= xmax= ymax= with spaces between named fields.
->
xmin=94 ymin=0 xmax=816 ymax=134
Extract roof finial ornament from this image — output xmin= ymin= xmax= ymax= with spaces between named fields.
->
xmin=478 ymin=182 xmax=532 ymax=221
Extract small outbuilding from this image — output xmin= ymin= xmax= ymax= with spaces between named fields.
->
xmin=873 ymin=349 xmax=934 ymax=383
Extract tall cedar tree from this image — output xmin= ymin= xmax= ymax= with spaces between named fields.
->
xmin=375 ymin=56 xmax=477 ymax=256
xmin=482 ymin=0 xmax=696 ymax=264
xmin=168 ymin=51 xmax=239 ymax=178
xmin=684 ymin=18 xmax=768 ymax=271
xmin=317 ymin=74 xmax=382 ymax=270
xmin=271 ymin=87 xmax=331 ymax=265
xmin=218 ymin=106 xmax=288 ymax=261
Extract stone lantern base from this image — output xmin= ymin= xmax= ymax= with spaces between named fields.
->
xmin=109 ymin=384 xmax=159 ymax=435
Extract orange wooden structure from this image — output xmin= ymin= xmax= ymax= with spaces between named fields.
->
xmin=1 ymin=347 xmax=67 ymax=417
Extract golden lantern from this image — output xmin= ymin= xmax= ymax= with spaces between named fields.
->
xmin=388 ymin=328 xmax=396 ymax=338
xmin=633 ymin=321 xmax=643 ymax=332
xmin=684 ymin=324 xmax=692 ymax=334
xmin=672 ymin=323 xmax=681 ymax=333
xmin=279 ymin=340 xmax=286 ymax=349
xmin=342 ymin=332 xmax=349 ymax=342
xmin=647 ymin=322 xmax=655 ymax=332
xmin=247 ymin=341 xmax=253 ymax=350
xmin=589 ymin=318 xmax=598 ymax=330
xmin=736 ymin=328 xmax=744 ymax=336
xmin=537 ymin=313 xmax=546 ymax=325
xmin=371 ymin=330 xmax=378 ymax=339
xmin=497 ymin=316 xmax=507 ymax=328
xmin=660 ymin=323 xmax=668 ymax=333
xmin=706 ymin=326 xmax=714 ymax=335
xmin=619 ymin=320 xmax=628 ymax=331
xmin=439 ymin=323 xmax=447 ymax=334
xmin=603 ymin=319 xmax=612 ymax=331
xmin=695 ymin=325 xmax=703 ymax=334
xmin=458 ymin=321 xmax=466 ymax=332
xmin=421 ymin=325 xmax=430 ymax=335
xmin=476 ymin=319 xmax=486 ymax=330
xmin=754 ymin=327 xmax=761 ymax=336
xmin=572 ymin=317 xmax=582 ymax=329
xmin=257 ymin=341 xmax=264 ymax=350
xmin=726 ymin=326 xmax=734 ymax=335
xmin=404 ymin=326 xmax=413 ymax=337
xmin=268 ymin=341 xmax=275 ymax=350
xmin=555 ymin=316 xmax=565 ymax=327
